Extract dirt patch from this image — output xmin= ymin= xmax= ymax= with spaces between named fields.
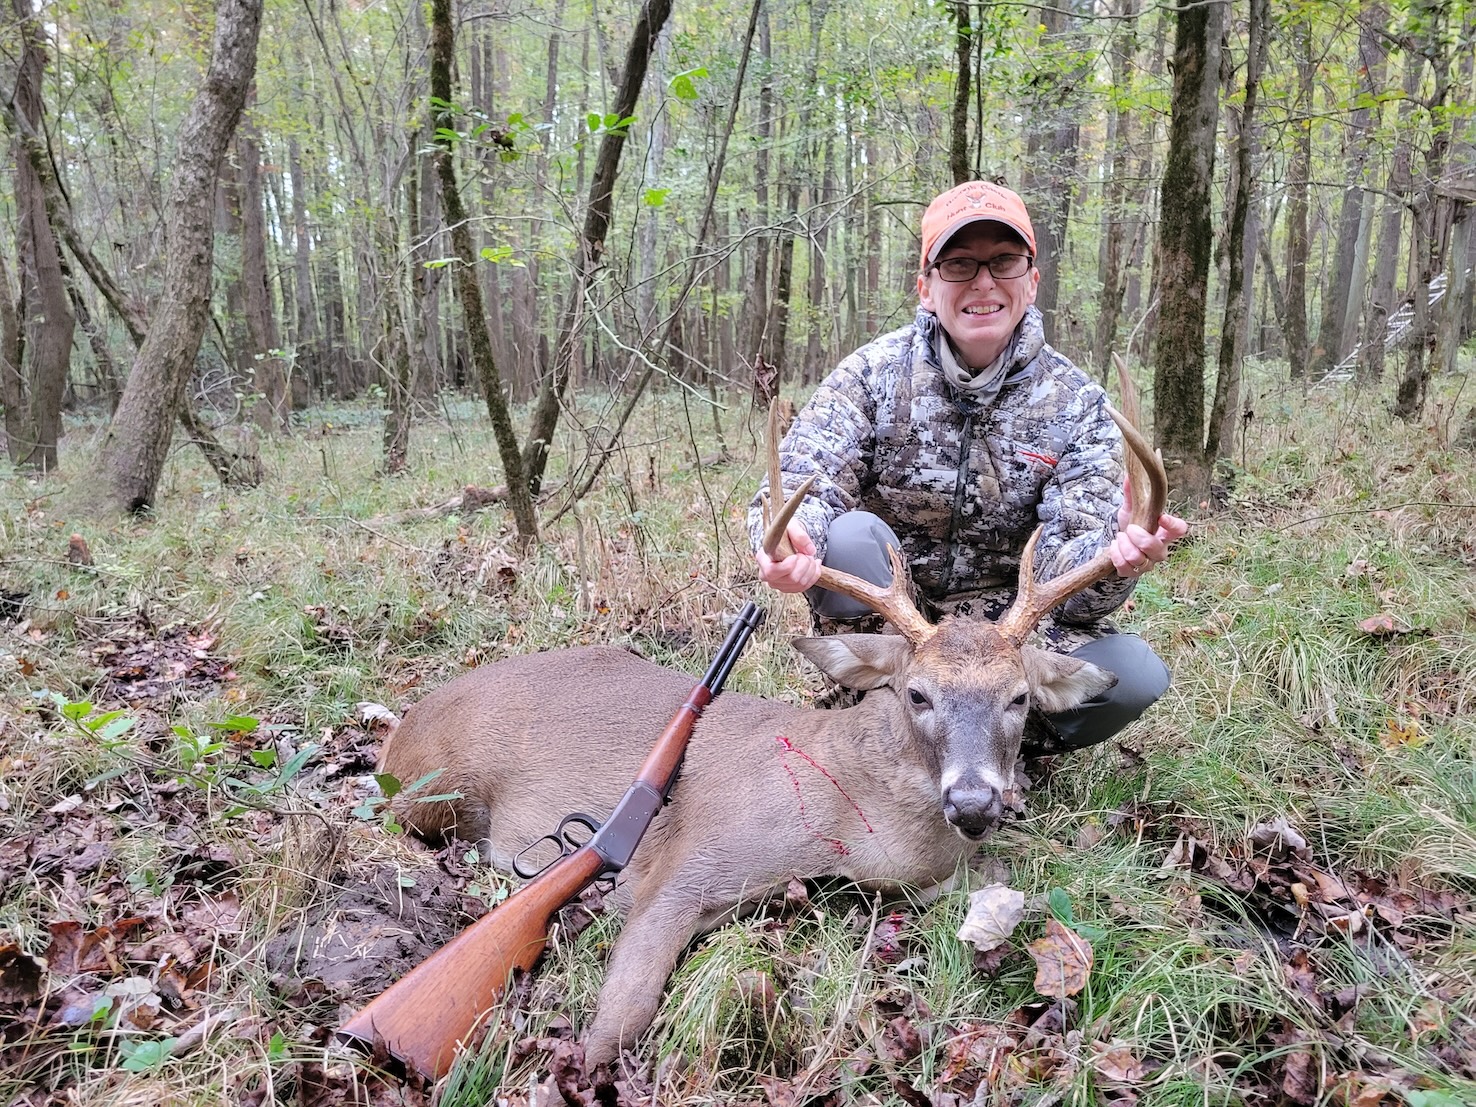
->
xmin=264 ymin=863 xmax=479 ymax=999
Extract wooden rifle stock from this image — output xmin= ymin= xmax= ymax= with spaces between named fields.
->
xmin=338 ymin=601 xmax=766 ymax=1080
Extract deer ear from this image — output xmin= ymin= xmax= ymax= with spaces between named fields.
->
xmin=792 ymin=635 xmax=914 ymax=690
xmin=1021 ymin=646 xmax=1118 ymax=714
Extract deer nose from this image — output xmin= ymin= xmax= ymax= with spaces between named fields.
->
xmin=943 ymin=783 xmax=1003 ymax=838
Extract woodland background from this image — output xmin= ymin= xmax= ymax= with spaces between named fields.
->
xmin=0 ymin=0 xmax=1473 ymax=517
xmin=2 ymin=0 xmax=1476 ymax=1105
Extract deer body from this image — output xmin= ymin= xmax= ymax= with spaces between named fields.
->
xmin=381 ymin=627 xmax=1112 ymax=1067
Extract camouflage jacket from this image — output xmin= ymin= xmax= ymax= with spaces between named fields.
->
xmin=749 ymin=306 xmax=1135 ymax=643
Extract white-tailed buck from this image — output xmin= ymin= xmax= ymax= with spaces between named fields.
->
xmin=378 ymin=407 xmax=1165 ymax=1069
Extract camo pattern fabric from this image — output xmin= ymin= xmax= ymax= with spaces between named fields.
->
xmin=751 ymin=305 xmax=1134 ymax=654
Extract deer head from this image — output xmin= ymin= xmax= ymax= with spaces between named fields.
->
xmin=762 ymin=402 xmax=1166 ymax=837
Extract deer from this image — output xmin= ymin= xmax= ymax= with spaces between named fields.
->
xmin=376 ymin=406 xmax=1165 ymax=1070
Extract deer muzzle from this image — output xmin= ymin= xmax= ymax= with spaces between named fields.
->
xmin=941 ymin=774 xmax=1006 ymax=838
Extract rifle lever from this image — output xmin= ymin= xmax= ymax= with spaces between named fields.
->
xmin=511 ymin=811 xmax=603 ymax=880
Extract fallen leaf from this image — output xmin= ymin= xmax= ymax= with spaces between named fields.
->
xmin=1249 ymin=817 xmax=1310 ymax=860
xmin=1093 ymin=1040 xmax=1148 ymax=1085
xmin=956 ymin=883 xmax=1025 ymax=952
xmin=881 ymin=1014 xmax=923 ymax=1063
xmin=47 ymin=795 xmax=84 ymax=816
xmin=1027 ymin=918 xmax=1093 ymax=999
xmin=1379 ymin=718 xmax=1425 ymax=750
xmin=1281 ymin=1043 xmax=1320 ymax=1105
xmin=0 ymin=943 xmax=46 ymax=1005
xmin=45 ymin=918 xmax=146 ymax=976
xmin=1358 ymin=614 xmax=1398 ymax=636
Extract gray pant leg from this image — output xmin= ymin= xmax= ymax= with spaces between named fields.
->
xmin=809 ymin=513 xmax=1169 ymax=747
xmin=1046 ymin=633 xmax=1170 ymax=750
xmin=807 ymin=511 xmax=902 ymax=620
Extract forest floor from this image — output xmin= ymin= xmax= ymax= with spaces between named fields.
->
xmin=2 ymin=365 xmax=1475 ymax=1107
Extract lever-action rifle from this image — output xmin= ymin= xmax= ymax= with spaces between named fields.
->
xmin=338 ymin=601 xmax=767 ymax=1080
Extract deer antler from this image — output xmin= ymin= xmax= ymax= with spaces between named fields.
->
xmin=759 ymin=403 xmax=935 ymax=644
xmin=995 ymin=406 xmax=1167 ymax=646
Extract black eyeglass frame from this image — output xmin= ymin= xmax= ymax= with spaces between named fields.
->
xmin=927 ymin=254 xmax=1034 ymax=282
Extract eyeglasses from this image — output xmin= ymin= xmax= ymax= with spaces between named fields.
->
xmin=930 ymin=254 xmax=1033 ymax=282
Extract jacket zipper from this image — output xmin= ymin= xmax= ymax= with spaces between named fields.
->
xmin=939 ymin=407 xmax=974 ymax=596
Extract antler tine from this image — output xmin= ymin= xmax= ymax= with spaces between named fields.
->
xmin=759 ymin=401 xmax=934 ymax=645
xmin=815 ymin=547 xmax=935 ymax=644
xmin=996 ymin=405 xmax=1167 ymax=645
xmin=760 ymin=400 xmax=818 ymax=557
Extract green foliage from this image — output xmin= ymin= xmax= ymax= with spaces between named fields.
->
xmin=118 ymin=1037 xmax=178 ymax=1074
xmin=668 ymin=66 xmax=709 ymax=101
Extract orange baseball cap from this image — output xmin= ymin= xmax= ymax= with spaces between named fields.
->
xmin=919 ymin=181 xmax=1036 ymax=272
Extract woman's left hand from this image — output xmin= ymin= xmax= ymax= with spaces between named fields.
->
xmin=1111 ymin=508 xmax=1189 ymax=579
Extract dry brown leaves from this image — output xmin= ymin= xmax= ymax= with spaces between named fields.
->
xmin=1026 ymin=918 xmax=1094 ymax=999
xmin=89 ymin=618 xmax=238 ymax=703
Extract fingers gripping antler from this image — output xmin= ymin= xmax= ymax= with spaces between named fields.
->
xmin=995 ymin=406 xmax=1167 ymax=646
xmin=759 ymin=403 xmax=934 ymax=645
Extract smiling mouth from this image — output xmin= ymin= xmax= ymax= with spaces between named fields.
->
xmin=962 ymin=306 xmax=1002 ymax=316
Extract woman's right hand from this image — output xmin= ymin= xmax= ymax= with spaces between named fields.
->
xmin=755 ymin=521 xmax=823 ymax=593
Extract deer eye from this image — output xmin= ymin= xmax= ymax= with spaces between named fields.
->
xmin=1011 ymin=692 xmax=1028 ymax=708
xmin=908 ymin=687 xmax=932 ymax=709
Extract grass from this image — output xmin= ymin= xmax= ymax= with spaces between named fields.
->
xmin=1 ymin=360 xmax=1474 ymax=1106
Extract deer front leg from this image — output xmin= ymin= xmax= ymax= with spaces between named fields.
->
xmin=582 ymin=887 xmax=708 ymax=1070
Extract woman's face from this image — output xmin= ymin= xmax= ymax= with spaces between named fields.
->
xmin=917 ymin=222 xmax=1039 ymax=369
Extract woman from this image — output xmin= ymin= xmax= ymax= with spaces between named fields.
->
xmin=750 ymin=181 xmax=1188 ymax=751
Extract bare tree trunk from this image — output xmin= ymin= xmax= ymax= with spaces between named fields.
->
xmin=287 ymin=138 xmax=320 ymax=405
xmin=637 ymin=22 xmax=669 ymax=335
xmin=1091 ymin=0 xmax=1139 ymax=372
xmin=949 ymin=1 xmax=972 ymax=186
xmin=1441 ymin=19 xmax=1476 ymax=361
xmin=1283 ymin=12 xmax=1314 ymax=381
xmin=865 ymin=136 xmax=881 ymax=335
xmin=429 ymin=0 xmax=537 ymax=542
xmin=1393 ymin=0 xmax=1454 ymax=421
xmin=414 ymin=144 xmax=444 ymax=396
xmin=804 ymin=135 xmax=835 ymax=384
xmin=1152 ymin=0 xmax=1224 ymax=502
xmin=522 ymin=0 xmax=676 ymax=497
xmin=1256 ymin=219 xmax=1288 ymax=342
xmin=67 ymin=281 xmax=122 ymax=412
xmin=382 ymin=231 xmax=414 ymax=474
xmin=1128 ymin=8 xmax=1170 ymax=361
xmin=770 ymin=133 xmax=800 ymax=376
xmin=1020 ymin=3 xmax=1084 ymax=345
xmin=8 ymin=0 xmax=75 ymax=471
xmin=0 ymin=248 xmax=25 ymax=458
xmin=742 ymin=8 xmax=775 ymax=362
xmin=237 ymin=104 xmax=288 ymax=432
xmin=1309 ymin=5 xmax=1383 ymax=378
xmin=94 ymin=0 xmax=263 ymax=514
xmin=1207 ymin=0 xmax=1268 ymax=464
xmin=319 ymin=229 xmax=350 ymax=399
